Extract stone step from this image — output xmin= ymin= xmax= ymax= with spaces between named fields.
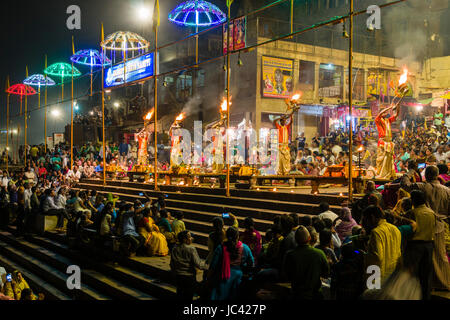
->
xmin=0 ymin=231 xmax=155 ymax=300
xmin=0 ymin=238 xmax=110 ymax=300
xmin=0 ymin=253 xmax=72 ymax=300
xmin=24 ymin=234 xmax=177 ymax=300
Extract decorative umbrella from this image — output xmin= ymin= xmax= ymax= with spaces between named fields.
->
xmin=101 ymin=31 xmax=150 ymax=52
xmin=44 ymin=62 xmax=81 ymax=101
xmin=101 ymin=31 xmax=150 ymax=86
xmin=23 ymin=74 xmax=56 ymax=109
xmin=70 ymin=49 xmax=111 ymax=96
xmin=168 ymin=0 xmax=226 ymax=27
xmin=6 ymin=83 xmax=37 ymax=115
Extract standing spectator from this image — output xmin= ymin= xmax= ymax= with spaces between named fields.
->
xmin=282 ymin=226 xmax=329 ymax=300
xmin=401 ymin=165 xmax=450 ymax=291
xmin=119 ymin=138 xmax=129 ymax=166
xmin=361 ymin=206 xmax=402 ymax=282
xmin=170 ymin=230 xmax=208 ymax=300
xmin=403 ymin=190 xmax=436 ymax=300
xmin=401 ymin=165 xmax=450 ymax=216
xmin=206 ymin=217 xmax=225 ymax=265
xmin=207 ymin=227 xmax=254 ymax=300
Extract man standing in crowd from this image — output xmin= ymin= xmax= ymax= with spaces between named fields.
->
xmin=401 ymin=165 xmax=450 ymax=291
xmin=361 ymin=205 xmax=402 ymax=282
xmin=170 ymin=230 xmax=208 ymax=300
xmin=119 ymin=138 xmax=129 ymax=166
xmin=404 ymin=190 xmax=436 ymax=300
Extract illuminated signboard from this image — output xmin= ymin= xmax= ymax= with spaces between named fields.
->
xmin=105 ymin=53 xmax=157 ymax=88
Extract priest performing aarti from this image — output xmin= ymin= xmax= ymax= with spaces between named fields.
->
xmin=375 ymin=69 xmax=410 ymax=180
xmin=169 ymin=112 xmax=185 ymax=169
xmin=135 ymin=109 xmax=154 ymax=166
xmin=136 ymin=126 xmax=150 ymax=166
xmin=272 ymin=93 xmax=302 ymax=175
xmin=209 ymin=98 xmax=230 ymax=173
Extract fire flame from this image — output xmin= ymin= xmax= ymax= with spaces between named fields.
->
xmin=220 ymin=98 xmax=232 ymax=112
xmin=357 ymin=145 xmax=364 ymax=152
xmin=175 ymin=112 xmax=185 ymax=122
xmin=399 ymin=68 xmax=408 ymax=86
xmin=291 ymin=93 xmax=302 ymax=101
xmin=144 ymin=109 xmax=154 ymax=121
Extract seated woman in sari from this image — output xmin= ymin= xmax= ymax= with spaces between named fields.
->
xmin=207 ymin=227 xmax=254 ymax=300
xmin=334 ymin=207 xmax=358 ymax=242
xmin=157 ymin=209 xmax=176 ymax=246
xmin=137 ymin=208 xmax=169 ymax=256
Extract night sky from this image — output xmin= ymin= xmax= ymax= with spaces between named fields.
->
xmin=0 ymin=0 xmax=238 ymax=146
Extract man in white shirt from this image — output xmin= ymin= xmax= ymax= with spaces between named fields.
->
xmin=24 ymin=182 xmax=32 ymax=211
xmin=434 ymin=145 xmax=447 ymax=164
xmin=317 ymin=202 xmax=338 ymax=222
xmin=0 ymin=171 xmax=9 ymax=188
xmin=62 ymin=152 xmax=69 ymax=169
xmin=66 ymin=166 xmax=81 ymax=183
xmin=55 ymin=188 xmax=67 ymax=209
xmin=24 ymin=167 xmax=37 ymax=185
xmin=331 ymin=144 xmax=342 ymax=158
xmin=42 ymin=189 xmax=69 ymax=230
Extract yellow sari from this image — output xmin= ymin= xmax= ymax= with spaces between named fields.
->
xmin=138 ymin=217 xmax=169 ymax=256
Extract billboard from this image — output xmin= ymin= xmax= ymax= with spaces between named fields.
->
xmin=46 ymin=136 xmax=54 ymax=150
xmin=223 ymin=16 xmax=247 ymax=54
xmin=105 ymin=53 xmax=156 ymax=88
xmin=262 ymin=56 xmax=294 ymax=98
xmin=53 ymin=133 xmax=65 ymax=146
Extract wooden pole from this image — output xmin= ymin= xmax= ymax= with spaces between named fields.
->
xmin=226 ymin=5 xmax=231 ymax=197
xmin=290 ymin=0 xmax=294 ymax=38
xmin=102 ymin=51 xmax=106 ymax=186
xmin=6 ymin=93 xmax=9 ymax=171
xmin=90 ymin=65 xmax=93 ymax=96
xmin=154 ymin=28 xmax=159 ymax=191
xmin=71 ymin=62 xmax=74 ymax=170
xmin=348 ymin=0 xmax=354 ymax=201
xmin=16 ymin=124 xmax=20 ymax=164
xmin=24 ymin=92 xmax=27 ymax=166
xmin=44 ymin=55 xmax=48 ymax=153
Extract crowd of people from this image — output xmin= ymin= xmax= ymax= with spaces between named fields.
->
xmin=0 ymin=109 xmax=448 ymax=301
xmin=290 ymin=116 xmax=450 ymax=180
xmin=0 ymin=156 xmax=449 ymax=300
